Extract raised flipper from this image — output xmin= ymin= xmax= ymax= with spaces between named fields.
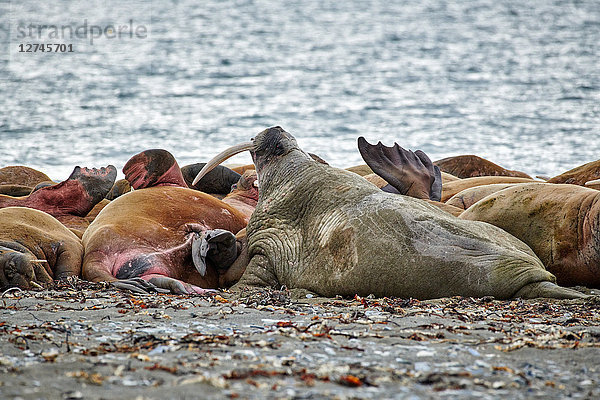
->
xmin=512 ymin=281 xmax=588 ymax=299
xmin=123 ymin=149 xmax=187 ymax=189
xmin=0 ymin=245 xmax=52 ymax=290
xmin=26 ymin=166 xmax=117 ymax=217
xmin=358 ymin=137 xmax=442 ymax=201
xmin=192 ymin=229 xmax=238 ymax=276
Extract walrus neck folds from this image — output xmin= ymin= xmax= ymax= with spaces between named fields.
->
xmin=255 ymin=149 xmax=314 ymax=199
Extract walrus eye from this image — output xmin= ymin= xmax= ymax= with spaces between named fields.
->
xmin=231 ymin=184 xmax=238 ymax=191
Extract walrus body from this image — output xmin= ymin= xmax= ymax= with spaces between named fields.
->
xmin=0 ymin=207 xmax=83 ymax=289
xmin=197 ymin=127 xmax=583 ymax=300
xmin=434 ymin=155 xmax=531 ymax=179
xmin=446 ymin=183 xmax=519 ymax=210
xmin=547 ymin=159 xmax=600 ymax=185
xmin=0 ymin=166 xmax=51 ymax=188
xmin=441 ymin=176 xmax=534 ymax=202
xmin=460 ymin=183 xmax=600 ymax=287
xmin=82 ymin=187 xmax=248 ymax=292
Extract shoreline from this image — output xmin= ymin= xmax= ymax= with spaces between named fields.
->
xmin=1 ymin=279 xmax=599 ymax=399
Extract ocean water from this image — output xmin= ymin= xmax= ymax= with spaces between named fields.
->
xmin=1 ymin=0 xmax=598 ymax=181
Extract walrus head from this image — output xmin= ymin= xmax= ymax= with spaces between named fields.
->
xmin=123 ymin=149 xmax=187 ymax=189
xmin=192 ymin=126 xmax=309 ymax=187
xmin=0 ymin=245 xmax=52 ymax=290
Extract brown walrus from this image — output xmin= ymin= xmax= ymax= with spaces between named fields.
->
xmin=441 ymin=176 xmax=535 ymax=202
xmin=0 ymin=166 xmax=51 ymax=187
xmin=460 ymin=183 xmax=600 ymax=287
xmin=547 ymin=159 xmax=600 ymax=186
xmin=192 ymin=127 xmax=584 ymax=300
xmin=0 ymin=166 xmax=54 ymax=197
xmin=434 ymin=155 xmax=531 ymax=179
xmin=445 ymin=183 xmax=520 ymax=210
xmin=0 ymin=207 xmax=83 ymax=290
xmin=82 ymin=149 xmax=256 ymax=294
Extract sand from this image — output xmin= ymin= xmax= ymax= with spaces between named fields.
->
xmin=1 ymin=278 xmax=599 ymax=400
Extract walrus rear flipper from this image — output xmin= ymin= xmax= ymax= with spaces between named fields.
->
xmin=357 ymin=137 xmax=441 ymax=201
xmin=111 ymin=277 xmax=216 ymax=295
xmin=192 ymin=229 xmax=238 ymax=276
xmin=26 ymin=165 xmax=117 ymax=217
xmin=111 ymin=277 xmax=171 ymax=294
xmin=512 ymin=281 xmax=587 ymax=299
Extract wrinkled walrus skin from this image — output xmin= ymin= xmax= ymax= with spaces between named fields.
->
xmin=460 ymin=183 xmax=600 ymax=287
xmin=0 ymin=207 xmax=83 ymax=290
xmin=217 ymin=127 xmax=584 ymax=300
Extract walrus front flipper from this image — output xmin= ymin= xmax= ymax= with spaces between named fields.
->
xmin=192 ymin=229 xmax=238 ymax=276
xmin=357 ymin=137 xmax=440 ymax=201
xmin=512 ymin=281 xmax=588 ymax=299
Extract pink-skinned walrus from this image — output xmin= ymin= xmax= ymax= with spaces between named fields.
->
xmin=82 ymin=149 xmax=257 ymax=294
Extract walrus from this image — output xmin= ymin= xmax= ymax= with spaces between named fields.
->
xmin=547 ymin=159 xmax=600 ymax=185
xmin=82 ymin=149 xmax=256 ymax=294
xmin=441 ymin=176 xmax=534 ymax=202
xmin=460 ymin=183 xmax=600 ymax=287
xmin=192 ymin=127 xmax=584 ymax=300
xmin=434 ymin=155 xmax=532 ymax=179
xmin=445 ymin=183 xmax=520 ymax=210
xmin=345 ymin=164 xmax=374 ymax=177
xmin=105 ymin=179 xmax=132 ymax=200
xmin=0 ymin=185 xmax=35 ymax=197
xmin=0 ymin=207 xmax=83 ymax=290
xmin=0 ymin=166 xmax=117 ymax=218
xmin=0 ymin=166 xmax=54 ymax=197
xmin=0 ymin=166 xmax=51 ymax=187
xmin=181 ymin=163 xmax=241 ymax=195
xmin=359 ymin=173 xmax=463 ymax=217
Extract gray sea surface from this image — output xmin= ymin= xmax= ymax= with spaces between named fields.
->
xmin=0 ymin=0 xmax=598 ymax=181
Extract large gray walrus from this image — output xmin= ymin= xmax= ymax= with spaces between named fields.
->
xmin=193 ymin=127 xmax=585 ymax=300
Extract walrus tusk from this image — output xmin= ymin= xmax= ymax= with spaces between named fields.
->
xmin=585 ymin=178 xmax=600 ymax=187
xmin=30 ymin=281 xmax=44 ymax=289
xmin=30 ymin=259 xmax=49 ymax=263
xmin=192 ymin=141 xmax=254 ymax=186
